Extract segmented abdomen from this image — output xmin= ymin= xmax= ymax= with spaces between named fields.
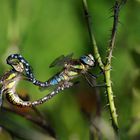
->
xmin=6 ymin=91 xmax=32 ymax=107
xmin=5 ymin=89 xmax=60 ymax=107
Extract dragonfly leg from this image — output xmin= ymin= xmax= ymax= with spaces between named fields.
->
xmin=95 ymin=67 xmax=112 ymax=78
xmin=96 ymin=71 xmax=104 ymax=77
xmin=93 ymin=83 xmax=107 ymax=88
xmin=92 ymin=71 xmax=104 ymax=78
xmin=87 ymin=72 xmax=97 ymax=79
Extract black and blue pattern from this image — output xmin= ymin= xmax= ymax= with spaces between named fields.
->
xmin=0 ymin=53 xmax=97 ymax=107
xmin=0 ymin=66 xmax=72 ymax=107
xmin=7 ymin=54 xmax=34 ymax=79
xmin=6 ymin=53 xmax=96 ymax=89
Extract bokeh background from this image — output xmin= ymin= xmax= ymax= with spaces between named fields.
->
xmin=0 ymin=0 xmax=140 ymax=140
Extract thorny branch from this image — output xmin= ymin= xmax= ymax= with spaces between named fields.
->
xmin=104 ymin=0 xmax=126 ymax=133
xmin=106 ymin=1 xmax=120 ymax=64
xmin=82 ymin=0 xmax=126 ymax=134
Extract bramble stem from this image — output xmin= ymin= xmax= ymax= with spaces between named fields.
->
xmin=103 ymin=1 xmax=121 ymax=132
xmin=82 ymin=0 xmax=123 ymax=133
xmin=104 ymin=64 xmax=118 ymax=131
xmin=106 ymin=1 xmax=120 ymax=64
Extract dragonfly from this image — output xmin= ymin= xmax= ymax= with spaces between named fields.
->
xmin=0 ymin=57 xmax=72 ymax=107
xmin=7 ymin=53 xmax=97 ymax=89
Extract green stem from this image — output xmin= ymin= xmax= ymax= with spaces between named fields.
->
xmin=82 ymin=0 xmax=104 ymax=70
xmin=104 ymin=64 xmax=118 ymax=131
xmin=82 ymin=0 xmax=120 ymax=133
xmin=106 ymin=1 xmax=119 ymax=64
xmin=104 ymin=1 xmax=121 ymax=132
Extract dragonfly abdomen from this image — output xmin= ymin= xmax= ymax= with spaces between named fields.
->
xmin=48 ymin=74 xmax=64 ymax=86
xmin=5 ymin=88 xmax=60 ymax=107
xmin=48 ymin=72 xmax=70 ymax=86
xmin=33 ymin=72 xmax=69 ymax=87
xmin=5 ymin=91 xmax=32 ymax=107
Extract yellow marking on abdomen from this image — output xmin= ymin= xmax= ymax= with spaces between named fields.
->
xmin=7 ymin=81 xmax=16 ymax=89
xmin=6 ymin=73 xmax=16 ymax=80
xmin=6 ymin=91 xmax=31 ymax=107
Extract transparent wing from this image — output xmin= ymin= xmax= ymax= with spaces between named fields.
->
xmin=49 ymin=55 xmax=64 ymax=68
xmin=84 ymin=72 xmax=97 ymax=87
xmin=49 ymin=53 xmax=73 ymax=68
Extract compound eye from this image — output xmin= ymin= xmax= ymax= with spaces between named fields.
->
xmin=88 ymin=54 xmax=94 ymax=61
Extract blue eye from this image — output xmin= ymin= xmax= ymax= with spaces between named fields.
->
xmin=80 ymin=55 xmax=94 ymax=66
xmin=80 ymin=56 xmax=88 ymax=64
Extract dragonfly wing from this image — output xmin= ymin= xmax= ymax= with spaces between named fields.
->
xmin=49 ymin=53 xmax=73 ymax=68
xmin=84 ymin=72 xmax=97 ymax=87
xmin=49 ymin=55 xmax=65 ymax=68
xmin=64 ymin=53 xmax=73 ymax=62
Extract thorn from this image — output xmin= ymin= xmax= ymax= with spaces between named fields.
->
xmin=84 ymin=13 xmax=91 ymax=19
xmin=113 ymin=95 xmax=116 ymax=98
xmin=111 ymin=110 xmax=115 ymax=114
xmin=108 ymin=15 xmax=115 ymax=19
xmin=105 ymin=94 xmax=108 ymax=97
xmin=106 ymin=103 xmax=110 ymax=107
xmin=118 ymin=20 xmax=122 ymax=25
xmin=103 ymin=104 xmax=110 ymax=109
xmin=106 ymin=85 xmax=110 ymax=88
xmin=111 ymin=55 xmax=117 ymax=60
xmin=109 ymin=117 xmax=113 ymax=121
xmin=108 ymin=6 xmax=115 ymax=13
xmin=110 ymin=81 xmax=114 ymax=86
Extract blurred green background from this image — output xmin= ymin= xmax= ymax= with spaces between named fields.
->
xmin=0 ymin=0 xmax=140 ymax=140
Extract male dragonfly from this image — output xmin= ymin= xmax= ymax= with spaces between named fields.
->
xmin=0 ymin=57 xmax=72 ymax=107
xmin=7 ymin=53 xmax=97 ymax=89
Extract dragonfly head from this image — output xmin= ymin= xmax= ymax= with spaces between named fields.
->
xmin=7 ymin=56 xmax=24 ymax=73
xmin=80 ymin=54 xmax=95 ymax=67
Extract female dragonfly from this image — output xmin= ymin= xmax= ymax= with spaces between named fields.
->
xmin=7 ymin=53 xmax=97 ymax=89
xmin=0 ymin=58 xmax=72 ymax=107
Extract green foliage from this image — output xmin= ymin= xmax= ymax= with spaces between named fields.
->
xmin=0 ymin=0 xmax=140 ymax=140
